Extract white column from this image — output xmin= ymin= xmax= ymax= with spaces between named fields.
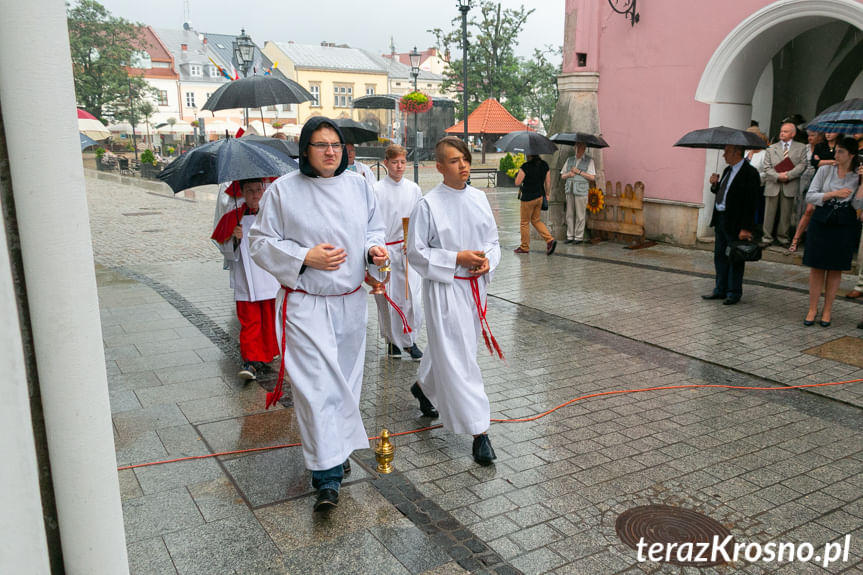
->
xmin=0 ymin=202 xmax=51 ymax=574
xmin=0 ymin=2 xmax=130 ymax=574
xmin=697 ymin=102 xmax=753 ymax=239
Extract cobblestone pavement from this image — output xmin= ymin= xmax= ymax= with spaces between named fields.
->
xmin=88 ymin=172 xmax=863 ymax=574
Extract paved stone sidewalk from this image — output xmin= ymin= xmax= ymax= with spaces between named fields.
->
xmin=88 ymin=175 xmax=863 ymax=574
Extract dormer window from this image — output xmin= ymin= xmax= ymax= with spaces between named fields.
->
xmin=190 ymin=64 xmax=203 ymax=77
xmin=209 ymin=66 xmax=220 ymax=78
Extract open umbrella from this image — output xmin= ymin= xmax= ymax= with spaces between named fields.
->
xmin=202 ymin=75 xmax=314 ymax=112
xmin=331 ymin=118 xmax=378 ymax=144
xmin=156 ymin=120 xmax=193 ymax=135
xmin=77 ymin=109 xmax=110 ymax=140
xmin=157 ymin=137 xmax=298 ymax=193
xmin=673 ymin=126 xmax=767 ymax=150
xmin=80 ymin=132 xmax=99 ymax=150
xmin=550 ymin=132 xmax=610 ymax=148
xmin=242 ymin=134 xmax=299 ymax=158
xmin=807 ymin=98 xmax=863 ymax=134
xmin=495 ymin=130 xmax=557 ymax=155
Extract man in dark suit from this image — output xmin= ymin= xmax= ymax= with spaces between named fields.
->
xmin=702 ymin=144 xmax=760 ymax=305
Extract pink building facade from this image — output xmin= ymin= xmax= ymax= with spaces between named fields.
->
xmin=549 ymin=0 xmax=863 ymax=245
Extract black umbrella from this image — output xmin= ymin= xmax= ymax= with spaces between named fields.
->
xmin=495 ymin=130 xmax=557 ymax=155
xmin=241 ymin=134 xmax=299 ymax=158
xmin=673 ymin=126 xmax=767 ymax=150
xmin=158 ymin=137 xmax=298 ymax=193
xmin=202 ymin=75 xmax=314 ymax=112
xmin=550 ymin=132 xmax=610 ymax=148
xmin=332 ymin=118 xmax=378 ymax=144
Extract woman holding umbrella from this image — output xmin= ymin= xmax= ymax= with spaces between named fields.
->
xmin=514 ymin=155 xmax=556 ymax=255
xmin=802 ymin=137 xmax=863 ymax=327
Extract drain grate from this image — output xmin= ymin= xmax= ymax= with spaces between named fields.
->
xmin=616 ymin=504 xmax=733 ymax=567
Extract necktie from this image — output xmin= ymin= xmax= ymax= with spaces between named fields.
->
xmin=783 ymin=143 xmax=789 ymax=159
xmin=717 ymin=171 xmax=730 ymax=205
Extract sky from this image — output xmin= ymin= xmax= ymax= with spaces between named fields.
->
xmin=94 ymin=0 xmax=564 ymax=60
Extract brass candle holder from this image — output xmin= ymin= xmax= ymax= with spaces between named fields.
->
xmin=374 ymin=428 xmax=395 ymax=474
xmin=364 ymin=259 xmax=391 ymax=295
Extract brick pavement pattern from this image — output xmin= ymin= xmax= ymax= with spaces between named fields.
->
xmin=88 ymin=173 xmax=863 ymax=574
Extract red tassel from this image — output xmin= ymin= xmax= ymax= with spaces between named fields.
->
xmin=384 ymin=293 xmax=412 ymax=334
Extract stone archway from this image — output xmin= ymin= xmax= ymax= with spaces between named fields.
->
xmin=693 ymin=0 xmax=863 ymax=238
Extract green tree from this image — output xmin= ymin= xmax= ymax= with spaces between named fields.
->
xmin=67 ymin=0 xmax=150 ymax=121
xmin=429 ymin=1 xmax=534 ymax=121
xmin=520 ymin=46 xmax=562 ymax=131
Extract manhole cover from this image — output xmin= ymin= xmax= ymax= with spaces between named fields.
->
xmin=616 ymin=504 xmax=733 ymax=567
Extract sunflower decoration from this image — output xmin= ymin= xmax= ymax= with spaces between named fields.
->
xmin=587 ymin=187 xmax=605 ymax=214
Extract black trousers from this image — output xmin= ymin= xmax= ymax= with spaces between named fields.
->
xmin=713 ymin=212 xmax=745 ymax=299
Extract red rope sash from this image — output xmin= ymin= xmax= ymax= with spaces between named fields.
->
xmin=365 ymin=271 xmax=412 ymax=335
xmin=265 ymin=284 xmax=362 ymax=409
xmin=385 ymin=240 xmax=403 ymax=246
xmin=454 ymin=275 xmax=504 ymax=360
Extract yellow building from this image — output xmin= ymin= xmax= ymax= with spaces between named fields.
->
xmin=262 ymin=41 xmax=390 ymax=124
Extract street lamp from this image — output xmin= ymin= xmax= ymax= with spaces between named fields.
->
xmin=458 ymin=0 xmax=471 ymax=147
xmin=409 ymin=46 xmax=421 ymax=183
xmin=233 ymin=29 xmax=255 ymax=128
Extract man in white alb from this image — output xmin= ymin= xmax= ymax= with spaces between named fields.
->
xmin=249 ymin=117 xmax=388 ymax=512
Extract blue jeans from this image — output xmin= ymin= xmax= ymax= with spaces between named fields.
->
xmin=311 ymin=463 xmax=344 ymax=492
xmin=713 ymin=213 xmax=745 ymax=299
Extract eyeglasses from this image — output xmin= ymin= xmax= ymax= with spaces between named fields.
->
xmin=308 ymin=142 xmax=344 ymax=151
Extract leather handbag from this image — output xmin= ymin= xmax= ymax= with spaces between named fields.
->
xmin=541 ymin=196 xmax=548 ymax=211
xmin=726 ymin=240 xmax=762 ymax=263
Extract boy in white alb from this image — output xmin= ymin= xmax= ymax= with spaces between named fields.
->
xmin=373 ymin=144 xmax=425 ymax=361
xmin=406 ymin=136 xmax=502 ymax=465
xmin=211 ymin=179 xmax=280 ymax=380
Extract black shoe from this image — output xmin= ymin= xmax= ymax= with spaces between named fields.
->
xmin=564 ymin=239 xmax=575 ymax=244
xmin=803 ymin=318 xmax=815 ymax=327
xmin=405 ymin=344 xmax=423 ymax=360
xmin=386 ymin=343 xmax=402 ymax=358
xmin=819 ymin=320 xmax=831 ymax=327
xmin=723 ymin=297 xmax=740 ymax=305
xmin=702 ymin=293 xmax=724 ymax=300
xmin=238 ymin=361 xmax=257 ymax=380
xmin=546 ymin=239 xmax=557 ymax=255
xmin=410 ymin=382 xmax=439 ymax=418
xmin=342 ymin=459 xmax=351 ymax=475
xmin=472 ymin=434 xmax=496 ymax=466
xmin=313 ymin=488 xmax=339 ymax=512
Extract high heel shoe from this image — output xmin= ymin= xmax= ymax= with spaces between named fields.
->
xmin=819 ymin=320 xmax=831 ymax=327
xmin=803 ymin=318 xmax=815 ymax=326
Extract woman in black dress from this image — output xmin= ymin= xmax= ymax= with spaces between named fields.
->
xmin=802 ymin=137 xmax=863 ymax=326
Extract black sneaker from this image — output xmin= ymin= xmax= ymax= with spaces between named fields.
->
xmin=472 ymin=434 xmax=497 ymax=466
xmin=313 ymin=488 xmax=339 ymax=512
xmin=405 ymin=344 xmax=423 ymax=360
xmin=342 ymin=459 xmax=351 ymax=475
xmin=410 ymin=382 xmax=439 ymax=418
xmin=386 ymin=343 xmax=402 ymax=358
xmin=238 ymin=361 xmax=257 ymax=380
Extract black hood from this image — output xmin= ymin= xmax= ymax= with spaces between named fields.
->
xmin=298 ymin=117 xmax=348 ymax=178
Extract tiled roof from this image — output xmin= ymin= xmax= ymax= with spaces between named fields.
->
xmin=446 ymin=98 xmax=527 ymax=135
xmin=272 ymin=42 xmax=385 ymax=73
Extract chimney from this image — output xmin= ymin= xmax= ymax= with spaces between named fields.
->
xmin=181 ymin=43 xmax=188 ymax=51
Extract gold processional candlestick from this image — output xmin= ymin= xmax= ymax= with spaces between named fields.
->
xmin=402 ymin=217 xmax=410 ymax=300
xmin=365 ymin=258 xmax=396 ymax=473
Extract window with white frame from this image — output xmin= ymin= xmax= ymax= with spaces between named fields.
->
xmin=309 ymin=84 xmax=320 ymax=106
xmin=209 ymin=66 xmax=220 ymax=78
xmin=365 ymin=85 xmax=375 ymax=96
xmin=190 ymin=64 xmax=203 ymax=77
xmin=158 ymin=90 xmax=169 ymax=106
xmin=333 ymin=84 xmax=353 ymax=108
xmin=185 ymin=92 xmax=196 ymax=107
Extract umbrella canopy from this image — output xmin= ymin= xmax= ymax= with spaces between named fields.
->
xmin=331 ymin=118 xmax=378 ymax=144
xmin=495 ymin=130 xmax=557 ymax=155
xmin=78 ymin=109 xmax=110 ymax=140
xmin=806 ymin=119 xmax=863 ymax=135
xmin=549 ymin=132 xmax=610 ymax=148
xmin=241 ymin=134 xmax=299 ymax=158
xmin=673 ymin=126 xmax=766 ymax=150
xmin=279 ymin=123 xmax=303 ymax=138
xmin=204 ymin=120 xmax=242 ymax=135
xmin=156 ymin=121 xmax=193 ymax=135
xmin=157 ymin=137 xmax=298 ymax=193
xmin=202 ymin=75 xmax=314 ymax=112
xmin=107 ymin=122 xmax=135 ymax=135
xmin=80 ymin=132 xmax=99 ymax=150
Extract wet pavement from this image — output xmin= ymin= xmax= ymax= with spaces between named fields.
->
xmin=88 ymin=171 xmax=863 ymax=574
